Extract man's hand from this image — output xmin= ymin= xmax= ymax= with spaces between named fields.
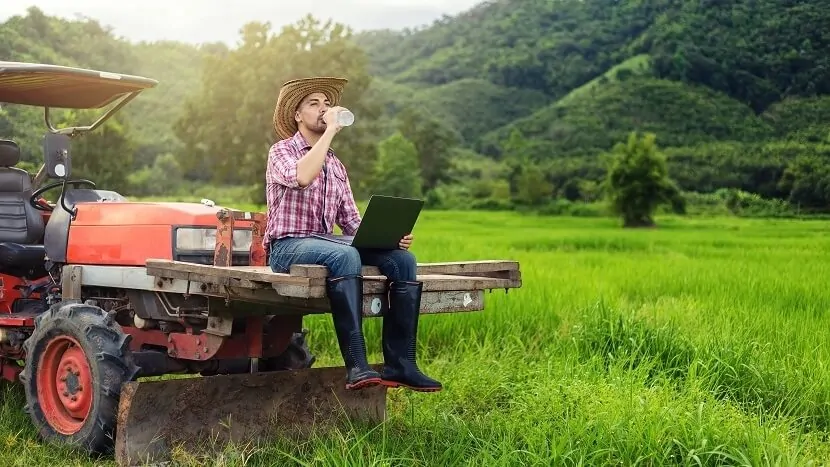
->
xmin=399 ymin=234 xmax=413 ymax=250
xmin=323 ymin=106 xmax=347 ymax=134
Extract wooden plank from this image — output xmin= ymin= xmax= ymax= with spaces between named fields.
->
xmin=145 ymin=260 xmax=314 ymax=286
xmin=416 ymin=290 xmax=484 ymax=314
xmin=61 ymin=265 xmax=83 ymax=301
xmin=405 ymin=260 xmax=519 ymax=275
xmin=145 ymin=266 xmax=324 ymax=299
xmin=146 ymin=260 xmax=520 ymax=300
xmin=145 ymin=266 xmax=268 ymax=290
xmin=289 ymin=260 xmax=520 ymax=279
xmin=151 ymin=276 xmax=484 ymax=316
xmin=266 ymin=274 xmax=519 ymax=299
xmin=362 ymin=274 xmax=520 ymax=293
xmin=287 ymin=289 xmax=485 ymax=316
xmin=267 ymin=274 xmax=518 ymax=300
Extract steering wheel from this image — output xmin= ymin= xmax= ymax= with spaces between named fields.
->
xmin=30 ymin=179 xmax=97 ymax=212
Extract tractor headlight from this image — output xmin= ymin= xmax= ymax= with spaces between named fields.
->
xmin=174 ymin=227 xmax=252 ymax=253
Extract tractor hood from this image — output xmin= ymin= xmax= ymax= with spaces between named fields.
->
xmin=71 ymin=201 xmax=232 ymax=226
xmin=62 ymin=201 xmax=260 ymax=267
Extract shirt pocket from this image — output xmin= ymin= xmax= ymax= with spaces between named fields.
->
xmin=329 ymin=164 xmax=349 ymax=202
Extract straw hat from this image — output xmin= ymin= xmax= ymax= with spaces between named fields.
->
xmin=272 ymin=76 xmax=348 ymax=140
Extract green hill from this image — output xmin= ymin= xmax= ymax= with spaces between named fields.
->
xmin=357 ymin=0 xmax=830 ymax=111
xmin=352 ymin=0 xmax=830 ymax=210
xmin=553 ymin=54 xmax=652 ymax=108
xmin=373 ymin=78 xmax=551 ymax=145
xmin=356 ymin=0 xmax=829 ymax=150
xmin=478 ymin=77 xmax=776 ymax=158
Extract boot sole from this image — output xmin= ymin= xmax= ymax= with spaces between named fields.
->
xmin=345 ymin=377 xmax=383 ymax=390
xmin=380 ymin=380 xmax=443 ymax=392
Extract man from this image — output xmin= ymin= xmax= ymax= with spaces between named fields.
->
xmin=264 ymin=76 xmax=442 ymax=393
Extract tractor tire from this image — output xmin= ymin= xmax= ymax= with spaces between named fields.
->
xmin=262 ymin=329 xmax=317 ymax=371
xmin=19 ymin=302 xmax=138 ymax=456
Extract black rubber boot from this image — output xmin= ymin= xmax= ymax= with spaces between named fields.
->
xmin=380 ymin=280 xmax=442 ymax=392
xmin=326 ymin=275 xmax=382 ymax=390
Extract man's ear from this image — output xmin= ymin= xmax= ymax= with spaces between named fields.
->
xmin=294 ymin=110 xmax=301 ymax=123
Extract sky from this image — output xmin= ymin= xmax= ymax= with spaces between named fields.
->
xmin=3 ymin=0 xmax=484 ymax=45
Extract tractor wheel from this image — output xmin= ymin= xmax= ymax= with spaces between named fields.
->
xmin=19 ymin=302 xmax=138 ymax=456
xmin=262 ymin=329 xmax=317 ymax=371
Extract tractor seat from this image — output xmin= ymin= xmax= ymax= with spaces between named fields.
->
xmin=0 ymin=140 xmax=47 ymax=278
xmin=0 ymin=243 xmax=46 ymax=271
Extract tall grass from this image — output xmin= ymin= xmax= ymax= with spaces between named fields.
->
xmin=2 ymin=212 xmax=830 ymax=465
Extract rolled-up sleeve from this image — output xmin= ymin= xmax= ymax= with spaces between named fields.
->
xmin=266 ymin=141 xmax=303 ymax=188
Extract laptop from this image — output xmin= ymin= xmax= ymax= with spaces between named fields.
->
xmin=312 ymin=195 xmax=424 ymax=249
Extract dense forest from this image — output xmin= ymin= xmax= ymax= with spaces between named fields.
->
xmin=1 ymin=0 xmax=829 ymax=214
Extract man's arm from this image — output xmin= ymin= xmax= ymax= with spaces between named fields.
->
xmin=266 ymin=141 xmax=304 ymax=188
xmin=294 ymin=129 xmax=335 ymax=187
xmin=294 ymin=106 xmax=348 ymax=186
xmin=336 ymin=174 xmax=362 ymax=236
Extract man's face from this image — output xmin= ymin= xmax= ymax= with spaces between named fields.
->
xmin=295 ymin=92 xmax=330 ymax=135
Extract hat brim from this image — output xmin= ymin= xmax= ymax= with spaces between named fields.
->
xmin=273 ymin=77 xmax=348 ymax=140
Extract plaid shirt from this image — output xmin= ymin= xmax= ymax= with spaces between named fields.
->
xmin=263 ymin=131 xmax=362 ymax=249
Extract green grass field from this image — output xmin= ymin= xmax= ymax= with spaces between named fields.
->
xmin=2 ymin=211 xmax=830 ymax=465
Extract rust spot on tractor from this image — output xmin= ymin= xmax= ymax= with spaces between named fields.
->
xmin=214 ymin=244 xmax=230 ymax=267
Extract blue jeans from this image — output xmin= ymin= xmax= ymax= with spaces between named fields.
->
xmin=268 ymin=236 xmax=417 ymax=281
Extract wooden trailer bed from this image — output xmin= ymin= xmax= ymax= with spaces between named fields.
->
xmin=144 ymin=258 xmax=521 ymax=316
xmin=138 ymin=207 xmax=522 ymax=317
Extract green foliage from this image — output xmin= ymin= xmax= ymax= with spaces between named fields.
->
xmin=514 ymin=164 xmax=554 ymax=206
xmin=123 ymin=41 xmax=217 ymax=168
xmin=353 ymin=0 xmax=830 ymax=212
xmin=126 ymin=153 xmax=183 ymax=197
xmin=173 ymin=17 xmax=381 ymax=194
xmin=368 ymin=131 xmax=423 ymax=198
xmin=479 ymin=78 xmax=774 ymax=159
xmin=663 ymin=140 xmax=830 ymax=204
xmin=354 ymin=0 xmax=660 ymax=95
xmin=57 ymin=110 xmax=134 ymax=190
xmin=777 ymin=155 xmax=830 ymax=210
xmin=760 ymin=96 xmax=830 ymax=143
xmin=0 ymin=104 xmax=43 ymax=164
xmin=0 ymin=6 xmax=211 ymax=172
xmin=379 ymin=78 xmax=551 ymax=146
xmin=648 ymin=0 xmax=830 ymax=113
xmin=604 ymin=132 xmax=683 ymax=227
xmin=393 ymin=106 xmax=458 ymax=192
xmin=554 ymin=54 xmax=653 ymax=107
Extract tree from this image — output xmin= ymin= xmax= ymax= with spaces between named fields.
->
xmin=777 ymin=155 xmax=830 ymax=211
xmin=172 ymin=16 xmax=382 ymax=198
xmin=395 ymin=106 xmax=458 ymax=193
xmin=603 ymin=132 xmax=684 ymax=227
xmin=369 ymin=132 xmax=423 ymax=198
xmin=514 ymin=163 xmax=553 ymax=206
xmin=58 ymin=109 xmax=134 ymax=192
xmin=126 ymin=153 xmax=183 ymax=197
xmin=500 ymin=127 xmax=531 ymax=197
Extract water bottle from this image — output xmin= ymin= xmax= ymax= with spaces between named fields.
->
xmin=337 ymin=109 xmax=355 ymax=127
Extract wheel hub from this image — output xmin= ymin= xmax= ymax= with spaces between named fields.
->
xmin=37 ymin=336 xmax=93 ymax=435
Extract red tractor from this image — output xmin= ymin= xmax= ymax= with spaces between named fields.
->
xmin=0 ymin=61 xmax=522 ymax=465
